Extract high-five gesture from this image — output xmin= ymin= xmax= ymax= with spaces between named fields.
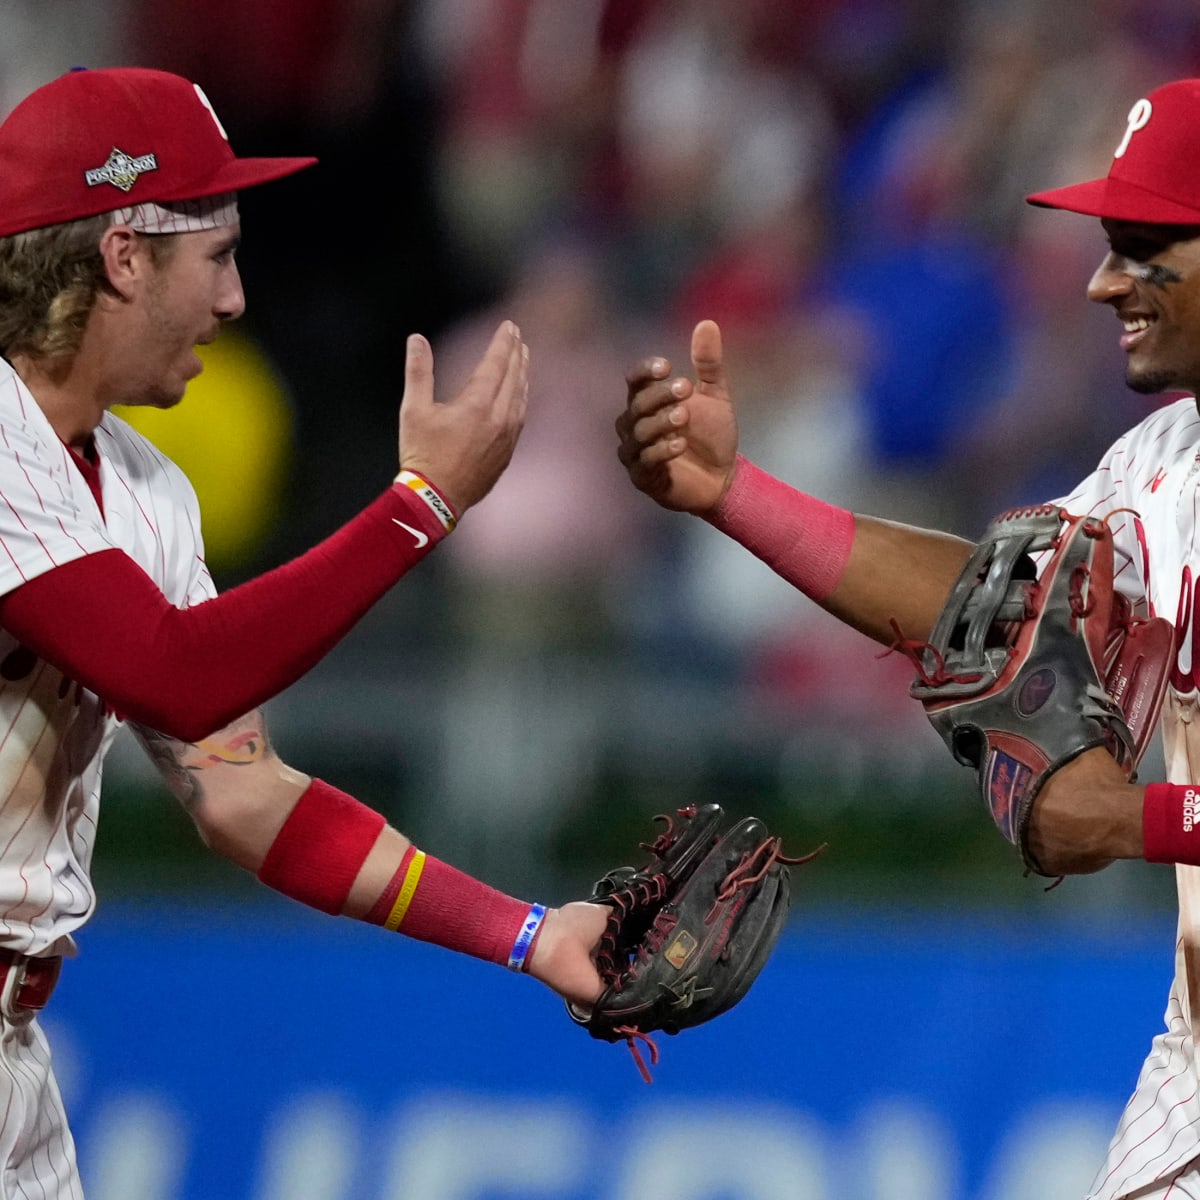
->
xmin=399 ymin=320 xmax=530 ymax=516
xmin=616 ymin=319 xmax=739 ymax=514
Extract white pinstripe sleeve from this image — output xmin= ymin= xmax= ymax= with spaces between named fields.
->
xmin=1034 ymin=406 xmax=1190 ymax=617
xmin=1049 ymin=399 xmax=1200 ymax=618
xmin=92 ymin=410 xmax=216 ymax=609
xmin=0 ymin=409 xmax=114 ymax=596
xmin=180 ymin=479 xmax=217 ymax=609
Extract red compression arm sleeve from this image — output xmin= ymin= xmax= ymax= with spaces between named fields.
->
xmin=706 ymin=455 xmax=855 ymax=602
xmin=0 ymin=484 xmax=449 ymax=742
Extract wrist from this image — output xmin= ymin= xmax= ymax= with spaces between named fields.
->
xmin=706 ymin=454 xmax=744 ymax=518
xmin=393 ymin=468 xmax=458 ymax=532
xmin=365 ymin=847 xmax=544 ymax=968
xmin=1027 ymin=754 xmax=1142 ymax=874
xmin=506 ymin=903 xmax=547 ymax=973
xmin=705 ymin=455 xmax=854 ymax=602
xmin=524 ymin=902 xmax=607 ymax=1005
xmin=523 ymin=905 xmax=559 ymax=985
xmin=1143 ymin=783 xmax=1200 ymax=864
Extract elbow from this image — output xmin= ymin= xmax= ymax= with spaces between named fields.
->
xmin=190 ymin=806 xmax=257 ymax=871
xmin=185 ymin=760 xmax=310 ymax=876
xmin=104 ymin=656 xmax=253 ymax=744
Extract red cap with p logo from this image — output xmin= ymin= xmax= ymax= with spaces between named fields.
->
xmin=0 ymin=67 xmax=316 ymax=238
xmin=1027 ymin=79 xmax=1200 ymax=223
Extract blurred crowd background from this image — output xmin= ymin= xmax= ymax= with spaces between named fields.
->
xmin=4 ymin=0 xmax=1196 ymax=918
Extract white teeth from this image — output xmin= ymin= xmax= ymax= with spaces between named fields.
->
xmin=1124 ymin=316 xmax=1152 ymax=332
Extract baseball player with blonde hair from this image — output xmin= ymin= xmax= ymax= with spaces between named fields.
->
xmin=618 ymin=78 xmax=1200 ymax=1200
xmin=0 ymin=65 xmax=606 ymax=1197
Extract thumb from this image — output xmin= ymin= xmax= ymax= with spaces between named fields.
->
xmin=402 ymin=333 xmax=435 ymax=409
xmin=691 ymin=319 xmax=726 ymax=388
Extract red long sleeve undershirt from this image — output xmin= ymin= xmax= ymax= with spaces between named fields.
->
xmin=0 ymin=483 xmax=449 ymax=742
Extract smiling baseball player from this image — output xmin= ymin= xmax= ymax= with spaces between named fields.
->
xmin=0 ymin=65 xmax=611 ymax=1197
xmin=617 ymin=78 xmax=1200 ymax=1199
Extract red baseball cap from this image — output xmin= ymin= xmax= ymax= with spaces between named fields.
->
xmin=1027 ymin=79 xmax=1200 ymax=223
xmin=0 ymin=66 xmax=317 ymax=238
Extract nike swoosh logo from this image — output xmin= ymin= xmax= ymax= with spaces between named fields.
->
xmin=392 ymin=519 xmax=429 ymax=548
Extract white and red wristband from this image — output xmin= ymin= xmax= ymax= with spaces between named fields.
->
xmin=395 ymin=469 xmax=457 ymax=533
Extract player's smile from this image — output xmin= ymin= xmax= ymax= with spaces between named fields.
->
xmin=1088 ymin=219 xmax=1200 ymax=394
xmin=1118 ymin=311 xmax=1155 ymax=352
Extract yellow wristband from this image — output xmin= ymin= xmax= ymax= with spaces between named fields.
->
xmin=384 ymin=849 xmax=427 ymax=931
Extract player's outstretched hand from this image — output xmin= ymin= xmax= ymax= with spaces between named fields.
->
xmin=616 ymin=318 xmax=739 ymax=514
xmin=397 ymin=320 xmax=530 ymax=515
xmin=525 ymin=901 xmax=607 ymax=1008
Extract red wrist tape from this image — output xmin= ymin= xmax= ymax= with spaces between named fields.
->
xmin=256 ymin=779 xmax=386 ymax=914
xmin=1143 ymin=783 xmax=1200 ymax=865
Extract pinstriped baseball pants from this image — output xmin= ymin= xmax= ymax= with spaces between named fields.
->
xmin=0 ymin=1015 xmax=81 ymax=1199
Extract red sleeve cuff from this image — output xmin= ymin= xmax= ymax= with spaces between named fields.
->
xmin=1143 ymin=783 xmax=1200 ymax=864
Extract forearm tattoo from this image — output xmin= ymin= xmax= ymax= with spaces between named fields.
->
xmin=130 ymin=710 xmax=271 ymax=809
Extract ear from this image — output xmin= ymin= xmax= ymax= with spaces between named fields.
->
xmin=97 ymin=224 xmax=148 ymax=301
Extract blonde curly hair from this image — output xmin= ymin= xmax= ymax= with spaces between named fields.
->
xmin=0 ymin=217 xmax=176 ymax=361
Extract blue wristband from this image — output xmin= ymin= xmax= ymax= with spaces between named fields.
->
xmin=507 ymin=903 xmax=547 ymax=973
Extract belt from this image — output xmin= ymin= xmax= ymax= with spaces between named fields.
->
xmin=0 ymin=948 xmax=61 ymax=1020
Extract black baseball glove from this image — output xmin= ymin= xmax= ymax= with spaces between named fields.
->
xmin=900 ymin=504 xmax=1174 ymax=876
xmin=568 ymin=803 xmax=820 ymax=1080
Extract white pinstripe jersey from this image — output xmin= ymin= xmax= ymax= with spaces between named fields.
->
xmin=0 ymin=358 xmax=214 ymax=960
xmin=1034 ymin=395 xmax=1200 ymax=1198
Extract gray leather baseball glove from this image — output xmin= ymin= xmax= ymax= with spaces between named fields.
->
xmin=901 ymin=504 xmax=1174 ymax=876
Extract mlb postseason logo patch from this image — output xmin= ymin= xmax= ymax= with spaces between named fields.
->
xmin=85 ymin=147 xmax=158 ymax=193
